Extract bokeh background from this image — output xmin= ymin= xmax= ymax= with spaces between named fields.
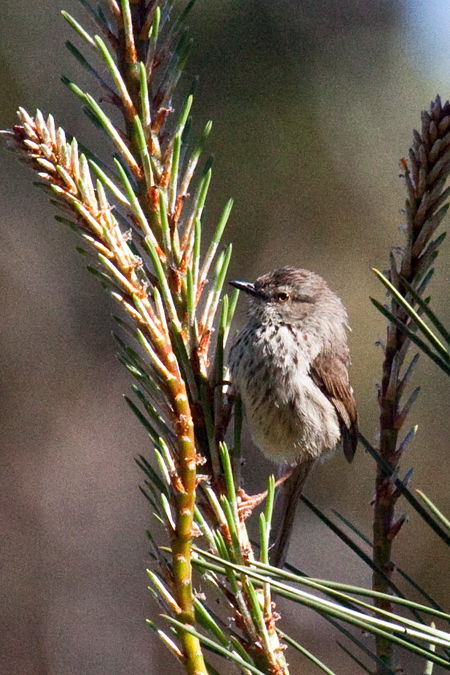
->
xmin=1 ymin=1 xmax=450 ymax=673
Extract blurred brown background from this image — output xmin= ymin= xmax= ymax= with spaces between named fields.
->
xmin=1 ymin=0 xmax=450 ymax=673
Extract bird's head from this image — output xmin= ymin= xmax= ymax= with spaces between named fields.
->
xmin=229 ymin=266 xmax=346 ymax=328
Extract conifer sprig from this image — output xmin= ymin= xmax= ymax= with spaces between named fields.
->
xmin=2 ymin=2 xmax=289 ymax=672
xmin=371 ymin=95 xmax=450 ymax=674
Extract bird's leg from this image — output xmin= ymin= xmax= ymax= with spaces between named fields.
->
xmin=237 ymin=469 xmax=295 ymax=520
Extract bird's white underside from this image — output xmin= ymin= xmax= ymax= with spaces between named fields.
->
xmin=231 ymin=323 xmax=342 ymax=464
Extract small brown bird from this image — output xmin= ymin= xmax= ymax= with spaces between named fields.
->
xmin=229 ymin=266 xmax=358 ymax=566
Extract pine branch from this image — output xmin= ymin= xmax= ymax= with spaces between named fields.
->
xmin=371 ymin=95 xmax=450 ymax=674
xmin=2 ymin=3 xmax=289 ymax=672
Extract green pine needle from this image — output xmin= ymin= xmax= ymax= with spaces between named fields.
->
xmin=61 ymin=10 xmax=97 ymax=48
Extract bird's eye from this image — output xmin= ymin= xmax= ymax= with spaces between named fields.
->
xmin=276 ymin=291 xmax=289 ymax=302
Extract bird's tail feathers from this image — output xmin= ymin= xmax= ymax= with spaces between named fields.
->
xmin=269 ymin=459 xmax=315 ymax=567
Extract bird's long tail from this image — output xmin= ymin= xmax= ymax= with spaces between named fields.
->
xmin=269 ymin=460 xmax=315 ymax=567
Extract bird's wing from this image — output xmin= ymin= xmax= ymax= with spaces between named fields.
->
xmin=310 ymin=349 xmax=358 ymax=462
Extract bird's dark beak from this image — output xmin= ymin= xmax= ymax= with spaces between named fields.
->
xmin=228 ymin=280 xmax=263 ymax=299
